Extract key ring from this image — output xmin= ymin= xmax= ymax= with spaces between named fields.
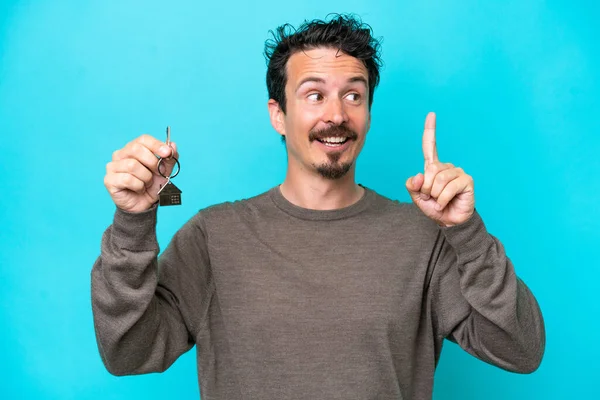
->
xmin=155 ymin=126 xmax=183 ymax=207
xmin=157 ymin=155 xmax=180 ymax=179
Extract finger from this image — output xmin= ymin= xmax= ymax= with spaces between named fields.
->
xmin=405 ymin=173 xmax=424 ymax=195
xmin=107 ymin=159 xmax=154 ymax=188
xmin=113 ymin=134 xmax=172 ymax=162
xmin=430 ymin=167 xmax=463 ymax=199
xmin=422 ymin=112 xmax=438 ymax=166
xmin=136 ymin=134 xmax=173 ymax=158
xmin=158 ymin=148 xmax=180 ymax=177
xmin=104 ymin=172 xmax=146 ymax=194
xmin=117 ymin=140 xmax=167 ymax=175
xmin=421 ymin=162 xmax=453 ymax=198
xmin=406 ymin=173 xmax=431 ymax=206
xmin=435 ymin=176 xmax=472 ymax=210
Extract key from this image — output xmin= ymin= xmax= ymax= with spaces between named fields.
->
xmin=157 ymin=125 xmax=182 ymax=206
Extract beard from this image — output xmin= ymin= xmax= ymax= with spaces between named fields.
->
xmin=309 ymin=124 xmax=358 ymax=180
xmin=315 ymin=160 xmax=353 ymax=180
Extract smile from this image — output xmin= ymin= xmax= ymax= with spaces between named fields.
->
xmin=316 ymin=137 xmax=350 ymax=147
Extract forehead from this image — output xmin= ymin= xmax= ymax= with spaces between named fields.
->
xmin=286 ymin=47 xmax=368 ymax=84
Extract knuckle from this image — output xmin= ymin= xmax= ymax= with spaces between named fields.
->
xmin=104 ymin=176 xmax=117 ymax=193
xmin=134 ymin=179 xmax=144 ymax=191
xmin=435 ymin=172 xmax=446 ymax=185
xmin=139 ymin=134 xmax=154 ymax=146
xmin=426 ymin=163 xmax=437 ymax=174
xmin=125 ymin=158 xmax=138 ymax=171
xmin=142 ymin=170 xmax=154 ymax=184
xmin=131 ymin=142 xmax=142 ymax=154
xmin=121 ymin=173 xmax=133 ymax=187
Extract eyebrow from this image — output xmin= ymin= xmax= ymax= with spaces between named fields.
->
xmin=295 ymin=76 xmax=368 ymax=92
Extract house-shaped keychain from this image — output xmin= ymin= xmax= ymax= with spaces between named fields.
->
xmin=158 ymin=182 xmax=182 ymax=206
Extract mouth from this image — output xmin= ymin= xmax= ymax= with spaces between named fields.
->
xmin=313 ymin=136 xmax=354 ymax=154
xmin=315 ymin=136 xmax=351 ymax=148
xmin=309 ymin=125 xmax=358 ymax=152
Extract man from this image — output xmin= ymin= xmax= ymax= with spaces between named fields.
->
xmin=92 ymin=14 xmax=545 ymax=399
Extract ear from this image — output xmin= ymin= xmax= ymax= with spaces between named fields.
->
xmin=268 ymin=99 xmax=286 ymax=138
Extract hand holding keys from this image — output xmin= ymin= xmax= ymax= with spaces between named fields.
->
xmin=104 ymin=126 xmax=182 ymax=213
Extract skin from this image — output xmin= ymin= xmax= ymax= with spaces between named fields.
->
xmin=405 ymin=112 xmax=475 ymax=227
xmin=267 ymin=47 xmax=475 ymax=225
xmin=105 ymin=47 xmax=475 ymax=227
xmin=268 ymin=47 xmax=371 ymax=210
xmin=104 ymin=136 xmax=179 ymax=213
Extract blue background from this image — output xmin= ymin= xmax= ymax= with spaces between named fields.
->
xmin=1 ymin=0 xmax=598 ymax=398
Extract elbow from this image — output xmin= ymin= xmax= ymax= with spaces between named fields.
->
xmin=515 ymin=351 xmax=543 ymax=374
xmin=513 ymin=299 xmax=546 ymax=374
xmin=513 ymin=332 xmax=546 ymax=374
xmin=97 ymin=342 xmax=170 ymax=376
xmin=105 ymin=364 xmax=132 ymax=377
xmin=98 ymin=348 xmax=137 ymax=377
xmin=95 ymin=337 xmax=148 ymax=377
xmin=100 ymin=353 xmax=158 ymax=377
xmin=487 ymin=327 xmax=546 ymax=374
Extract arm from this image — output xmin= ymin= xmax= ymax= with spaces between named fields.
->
xmin=405 ymin=112 xmax=545 ymax=372
xmin=91 ymin=206 xmax=212 ymax=375
xmin=430 ymin=210 xmax=545 ymax=373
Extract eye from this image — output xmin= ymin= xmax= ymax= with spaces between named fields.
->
xmin=345 ymin=92 xmax=362 ymax=103
xmin=307 ymin=92 xmax=323 ymax=102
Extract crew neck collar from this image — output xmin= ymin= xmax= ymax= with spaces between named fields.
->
xmin=269 ymin=184 xmax=374 ymax=221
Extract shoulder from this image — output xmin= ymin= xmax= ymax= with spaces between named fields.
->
xmin=189 ymin=188 xmax=274 ymax=227
xmin=363 ymin=187 xmax=441 ymax=237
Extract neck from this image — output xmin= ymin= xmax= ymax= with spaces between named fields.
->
xmin=280 ymin=166 xmax=364 ymax=210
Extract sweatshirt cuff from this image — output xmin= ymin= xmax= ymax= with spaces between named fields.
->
xmin=110 ymin=205 xmax=159 ymax=251
xmin=440 ymin=209 xmax=491 ymax=263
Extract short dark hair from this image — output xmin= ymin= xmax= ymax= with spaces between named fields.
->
xmin=264 ymin=14 xmax=383 ymax=114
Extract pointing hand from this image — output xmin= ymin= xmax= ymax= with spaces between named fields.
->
xmin=405 ymin=112 xmax=475 ymax=227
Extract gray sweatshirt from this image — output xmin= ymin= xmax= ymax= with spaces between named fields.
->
xmin=91 ymin=186 xmax=545 ymax=399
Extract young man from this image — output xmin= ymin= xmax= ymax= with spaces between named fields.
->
xmin=92 ymin=15 xmax=545 ymax=399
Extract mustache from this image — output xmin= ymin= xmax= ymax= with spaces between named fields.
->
xmin=308 ymin=125 xmax=358 ymax=142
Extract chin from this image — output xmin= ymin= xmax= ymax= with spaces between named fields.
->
xmin=313 ymin=159 xmax=354 ymax=180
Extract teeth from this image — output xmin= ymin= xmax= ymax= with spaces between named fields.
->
xmin=321 ymin=137 xmax=346 ymax=143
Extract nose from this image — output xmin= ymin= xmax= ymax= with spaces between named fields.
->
xmin=324 ymin=97 xmax=349 ymax=126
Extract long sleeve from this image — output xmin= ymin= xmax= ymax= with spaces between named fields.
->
xmin=430 ymin=210 xmax=545 ymax=373
xmin=91 ymin=207 xmax=213 ymax=376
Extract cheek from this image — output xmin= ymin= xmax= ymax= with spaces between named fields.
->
xmin=349 ymin=110 xmax=370 ymax=133
xmin=286 ymin=109 xmax=321 ymax=136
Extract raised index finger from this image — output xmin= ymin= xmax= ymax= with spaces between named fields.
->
xmin=422 ymin=112 xmax=438 ymax=165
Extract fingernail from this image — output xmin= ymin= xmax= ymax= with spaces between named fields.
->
xmin=435 ymin=203 xmax=442 ymax=211
xmin=412 ymin=176 xmax=417 ymax=186
xmin=422 ymin=194 xmax=430 ymax=200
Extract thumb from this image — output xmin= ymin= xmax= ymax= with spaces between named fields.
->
xmin=405 ymin=173 xmax=424 ymax=201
